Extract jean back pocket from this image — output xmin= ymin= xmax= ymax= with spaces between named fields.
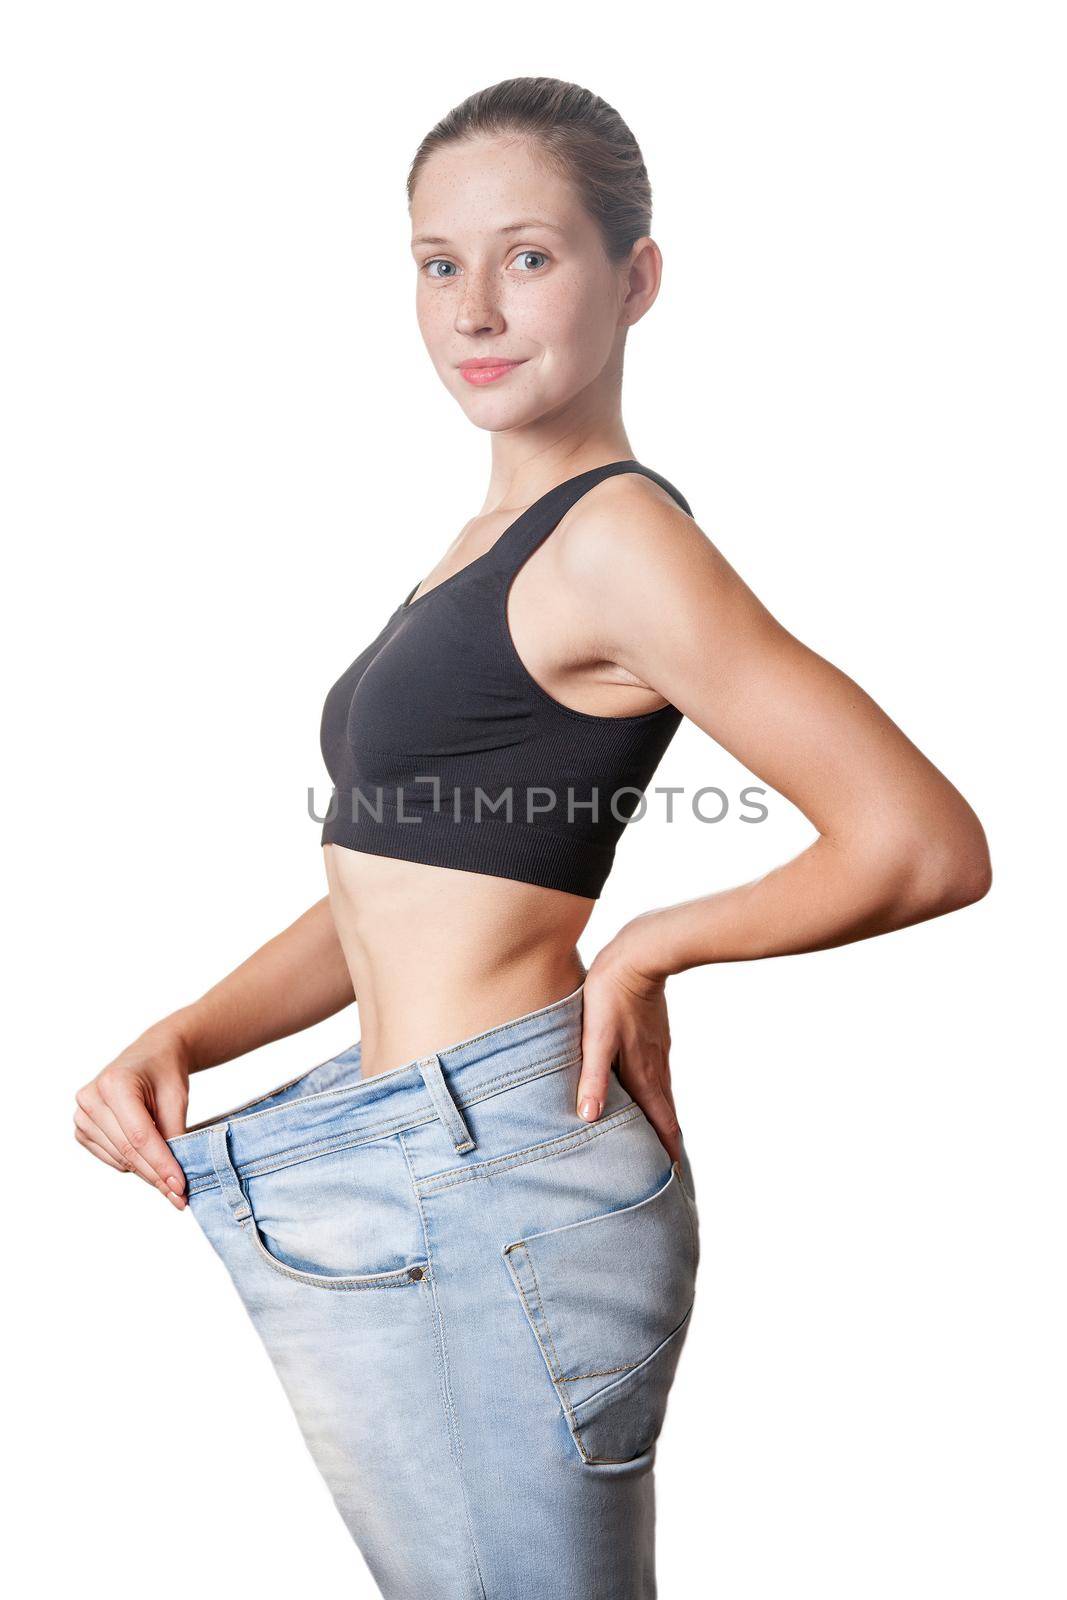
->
xmin=502 ymin=1160 xmax=699 ymax=1465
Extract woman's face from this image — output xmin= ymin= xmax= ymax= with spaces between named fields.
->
xmin=410 ymin=136 xmax=643 ymax=432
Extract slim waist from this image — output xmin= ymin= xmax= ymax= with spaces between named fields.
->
xmin=167 ymin=980 xmax=586 ymax=1197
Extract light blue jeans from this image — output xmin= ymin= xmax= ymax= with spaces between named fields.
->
xmin=167 ymin=981 xmax=700 ymax=1598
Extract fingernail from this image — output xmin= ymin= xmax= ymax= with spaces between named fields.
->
xmin=167 ymin=1175 xmax=184 ymax=1194
xmin=579 ymin=1096 xmax=600 ymax=1121
xmin=167 ymin=1191 xmax=187 ymax=1210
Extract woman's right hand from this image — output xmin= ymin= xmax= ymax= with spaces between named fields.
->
xmin=74 ymin=1020 xmax=192 ymax=1210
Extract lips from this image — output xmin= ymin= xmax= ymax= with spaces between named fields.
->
xmin=458 ymin=358 xmax=526 ymax=386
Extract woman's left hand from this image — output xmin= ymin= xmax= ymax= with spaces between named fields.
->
xmin=577 ymin=933 xmax=682 ymax=1165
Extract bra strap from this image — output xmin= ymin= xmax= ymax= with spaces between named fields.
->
xmin=486 ymin=459 xmax=693 ymax=576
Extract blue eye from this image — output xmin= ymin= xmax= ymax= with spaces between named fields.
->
xmin=512 ymin=250 xmax=548 ymax=272
xmin=423 ymin=259 xmax=458 ymax=280
xmin=420 ymin=251 xmax=549 ymax=280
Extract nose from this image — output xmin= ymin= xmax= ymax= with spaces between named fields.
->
xmin=454 ymin=269 xmax=504 ymax=337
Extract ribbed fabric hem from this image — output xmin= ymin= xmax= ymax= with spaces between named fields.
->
xmin=320 ymin=813 xmax=615 ymax=900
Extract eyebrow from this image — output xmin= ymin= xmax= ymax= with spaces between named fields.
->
xmin=411 ymin=219 xmax=566 ymax=247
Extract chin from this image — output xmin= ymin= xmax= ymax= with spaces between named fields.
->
xmin=456 ymin=397 xmax=549 ymax=431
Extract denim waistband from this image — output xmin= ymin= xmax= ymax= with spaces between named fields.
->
xmin=168 ymin=980 xmax=586 ymax=1197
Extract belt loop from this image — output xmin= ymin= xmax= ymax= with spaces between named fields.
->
xmin=208 ymin=1121 xmax=252 ymax=1223
xmin=417 ymin=1054 xmax=476 ymax=1154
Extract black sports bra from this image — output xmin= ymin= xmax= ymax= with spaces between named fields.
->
xmin=319 ymin=459 xmax=693 ymax=899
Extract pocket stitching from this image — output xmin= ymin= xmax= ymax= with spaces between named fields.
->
xmin=568 ymin=1304 xmax=694 ymax=1423
xmin=420 ymin=1103 xmax=642 ymax=1196
xmin=240 ymin=1216 xmax=428 ymax=1292
xmin=511 ymin=1243 xmax=566 ymax=1383
xmin=502 ymin=1162 xmax=695 ymax=1465
xmin=503 ymin=1161 xmax=680 ymax=1256
xmin=504 ymin=1243 xmax=596 ymax=1464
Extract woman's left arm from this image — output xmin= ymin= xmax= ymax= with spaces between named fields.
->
xmin=572 ymin=490 xmax=992 ymax=1157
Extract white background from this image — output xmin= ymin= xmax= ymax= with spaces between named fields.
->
xmin=5 ymin=3 xmax=1064 ymax=1595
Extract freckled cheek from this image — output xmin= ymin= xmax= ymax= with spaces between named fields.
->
xmin=416 ymin=296 xmax=457 ymax=373
xmin=416 ymin=291 xmax=442 ymax=337
xmin=506 ymin=281 xmax=591 ymax=358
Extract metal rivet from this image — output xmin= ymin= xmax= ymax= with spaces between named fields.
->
xmin=408 ymin=1265 xmax=424 ymax=1281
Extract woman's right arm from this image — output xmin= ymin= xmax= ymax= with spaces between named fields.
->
xmin=73 ymin=895 xmax=355 ymax=1210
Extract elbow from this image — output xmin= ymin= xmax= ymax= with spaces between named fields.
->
xmin=920 ymin=832 xmax=993 ymax=915
xmin=865 ymin=811 xmax=993 ymax=925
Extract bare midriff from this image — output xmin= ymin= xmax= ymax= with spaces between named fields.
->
xmin=323 ymin=843 xmax=592 ymax=1080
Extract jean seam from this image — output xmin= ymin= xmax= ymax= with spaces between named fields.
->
xmin=174 ymin=1041 xmax=582 ymax=1141
xmin=569 ymin=1304 xmax=695 ymax=1423
xmin=416 ymin=1104 xmax=642 ymax=1196
xmin=557 ymin=1363 xmax=638 ymax=1382
xmin=398 ymin=1132 xmax=489 ymax=1600
xmin=504 ymin=1245 xmax=593 ymax=1466
xmin=183 ymin=1053 xmax=584 ymax=1196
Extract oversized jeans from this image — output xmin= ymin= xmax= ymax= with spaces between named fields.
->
xmin=167 ymin=981 xmax=700 ymax=1598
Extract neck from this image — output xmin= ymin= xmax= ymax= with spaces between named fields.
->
xmin=483 ymin=384 xmax=633 ymax=515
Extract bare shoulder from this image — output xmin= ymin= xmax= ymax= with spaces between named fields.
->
xmin=561 ymin=466 xmax=696 ymax=552
xmin=555 ymin=467 xmax=739 ymax=637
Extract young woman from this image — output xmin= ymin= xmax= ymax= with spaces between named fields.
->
xmin=73 ymin=77 xmax=991 ymax=1599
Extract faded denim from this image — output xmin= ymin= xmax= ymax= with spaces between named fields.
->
xmin=167 ymin=981 xmax=700 ymax=1598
